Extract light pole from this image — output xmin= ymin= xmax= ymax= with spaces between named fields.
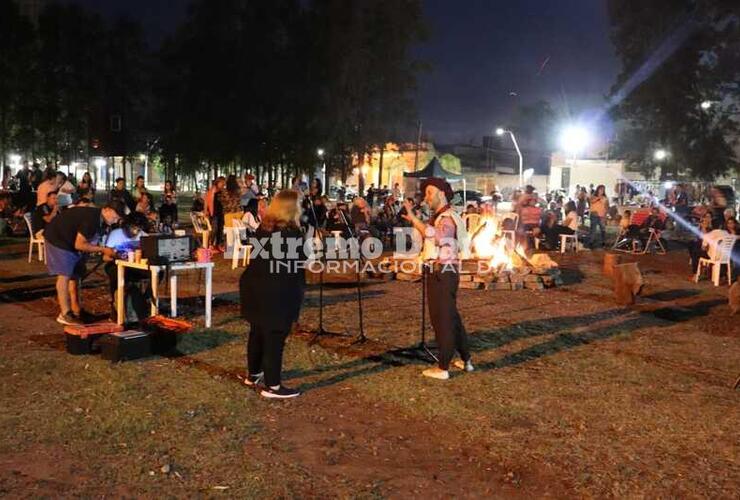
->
xmin=317 ymin=148 xmax=326 ymax=193
xmin=496 ymin=127 xmax=523 ymax=187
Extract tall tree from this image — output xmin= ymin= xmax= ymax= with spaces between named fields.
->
xmin=608 ymin=0 xmax=740 ymax=180
xmin=0 ymin=0 xmax=36 ymax=163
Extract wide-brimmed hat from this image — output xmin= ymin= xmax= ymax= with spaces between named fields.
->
xmin=420 ymin=177 xmax=454 ymax=201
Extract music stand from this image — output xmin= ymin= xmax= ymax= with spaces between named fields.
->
xmin=389 ymin=261 xmax=438 ymax=364
xmin=306 ymin=198 xmax=349 ymax=344
xmin=337 ymin=209 xmax=367 ymax=344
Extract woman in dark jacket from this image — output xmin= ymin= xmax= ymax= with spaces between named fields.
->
xmin=239 ymin=190 xmax=305 ymax=399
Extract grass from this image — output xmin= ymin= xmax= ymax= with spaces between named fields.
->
xmin=0 ymin=239 xmax=738 ymax=497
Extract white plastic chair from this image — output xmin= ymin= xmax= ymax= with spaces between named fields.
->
xmin=560 ymin=233 xmax=578 ymax=254
xmin=230 ymin=221 xmax=252 ymax=270
xmin=694 ymin=236 xmax=737 ymax=286
xmin=23 ymin=213 xmax=45 ymax=263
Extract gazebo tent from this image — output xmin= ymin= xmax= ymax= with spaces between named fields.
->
xmin=403 ymin=156 xmax=467 ymax=203
xmin=403 ymin=157 xmax=462 ymax=181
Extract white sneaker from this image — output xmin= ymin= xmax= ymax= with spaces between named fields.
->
xmin=422 ymin=368 xmax=450 ymax=380
xmin=453 ymin=359 xmax=475 ymax=372
xmin=243 ymin=372 xmax=264 ymax=387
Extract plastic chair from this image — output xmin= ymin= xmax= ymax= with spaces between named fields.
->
xmin=23 ymin=213 xmax=45 ymax=263
xmin=230 ymin=221 xmax=252 ymax=270
xmin=694 ymin=236 xmax=737 ymax=286
xmin=560 ymin=233 xmax=578 ymax=254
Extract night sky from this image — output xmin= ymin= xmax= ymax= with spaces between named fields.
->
xmin=71 ymin=0 xmax=619 ymax=145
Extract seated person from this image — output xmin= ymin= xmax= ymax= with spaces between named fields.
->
xmin=241 ymin=197 xmax=266 ymax=237
xmin=539 ymin=206 xmax=577 ymax=251
xmin=135 ymin=192 xmax=159 ymax=233
xmin=158 ymin=193 xmax=178 ymax=232
xmin=689 ymin=213 xmax=714 ymax=274
xmin=326 ymin=202 xmax=352 ymax=237
xmin=518 ymin=201 xmax=542 ymax=250
xmin=191 ymin=191 xmax=205 ymax=213
xmin=31 ymin=190 xmax=59 ymax=238
xmin=0 ymin=193 xmax=24 ymax=236
xmin=103 ymin=213 xmax=154 ymax=323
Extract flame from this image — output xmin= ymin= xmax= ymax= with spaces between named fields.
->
xmin=471 ymin=215 xmax=516 ymax=271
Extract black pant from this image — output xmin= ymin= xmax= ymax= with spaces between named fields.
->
xmin=212 ymin=212 xmax=224 ymax=247
xmin=688 ymin=240 xmax=709 ymax=273
xmin=542 ymin=225 xmax=575 ymax=250
xmin=247 ymin=323 xmax=290 ymax=387
xmin=427 ymin=269 xmax=470 ymax=370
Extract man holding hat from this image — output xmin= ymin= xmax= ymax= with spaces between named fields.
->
xmin=44 ymin=202 xmax=125 ymax=325
xmin=402 ymin=177 xmax=473 ymax=380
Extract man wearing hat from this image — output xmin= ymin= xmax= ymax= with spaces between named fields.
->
xmin=402 ymin=177 xmax=474 ymax=380
xmin=44 ymin=202 xmax=125 ymax=325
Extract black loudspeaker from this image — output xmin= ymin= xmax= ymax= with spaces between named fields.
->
xmin=140 ymin=235 xmax=194 ymax=265
xmin=100 ymin=331 xmax=152 ymax=362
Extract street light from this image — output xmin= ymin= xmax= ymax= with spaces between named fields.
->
xmin=317 ymin=148 xmax=326 ymax=192
xmin=654 ymin=149 xmax=668 ymax=161
xmin=496 ymin=127 xmax=523 ymax=187
xmin=559 ymin=125 xmax=591 ymax=155
xmin=700 ymin=100 xmax=712 ymax=110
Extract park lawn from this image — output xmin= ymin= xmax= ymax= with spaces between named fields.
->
xmin=0 ymin=237 xmax=738 ymax=497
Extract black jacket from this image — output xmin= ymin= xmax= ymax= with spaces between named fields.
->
xmin=239 ymin=226 xmax=306 ymax=330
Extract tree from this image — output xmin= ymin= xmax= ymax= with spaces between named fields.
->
xmin=0 ymin=0 xmax=35 ymax=164
xmin=608 ymin=0 xmax=740 ymax=180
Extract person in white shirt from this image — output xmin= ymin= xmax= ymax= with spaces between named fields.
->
xmin=241 ymin=197 xmax=267 ymax=234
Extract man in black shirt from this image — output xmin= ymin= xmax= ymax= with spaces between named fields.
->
xmin=109 ymin=177 xmax=136 ymax=213
xmin=31 ymin=191 xmax=59 ymax=237
xmin=44 ymin=202 xmax=124 ymax=325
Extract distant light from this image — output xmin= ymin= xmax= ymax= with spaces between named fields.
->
xmin=9 ymin=154 xmax=21 ymax=165
xmin=664 ymin=181 xmax=674 ymax=189
xmin=139 ymin=154 xmax=147 ymax=161
xmin=700 ymin=100 xmax=712 ymax=110
xmin=94 ymin=158 xmax=106 ymax=168
xmin=317 ymin=148 xmax=325 ymax=157
xmin=654 ymin=149 xmax=668 ymax=161
xmin=108 ymin=167 xmax=114 ymax=174
xmin=495 ymin=128 xmax=505 ymax=136
xmin=559 ymin=125 xmax=591 ymax=155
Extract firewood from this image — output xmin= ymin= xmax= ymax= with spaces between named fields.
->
xmin=613 ymin=262 xmax=643 ymax=305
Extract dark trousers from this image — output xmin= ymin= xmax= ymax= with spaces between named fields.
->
xmin=247 ymin=322 xmax=290 ymax=387
xmin=427 ymin=269 xmax=470 ymax=370
xmin=212 ymin=213 xmax=224 ymax=247
xmin=542 ymin=225 xmax=575 ymax=250
xmin=688 ymin=239 xmax=709 ymax=273
xmin=589 ymin=214 xmax=606 ymax=248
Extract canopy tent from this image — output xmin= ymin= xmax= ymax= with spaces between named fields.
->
xmin=403 ymin=156 xmax=462 ymax=180
xmin=403 ymin=157 xmax=468 ymax=205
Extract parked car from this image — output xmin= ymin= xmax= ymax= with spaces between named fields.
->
xmin=451 ymin=190 xmax=486 ymax=206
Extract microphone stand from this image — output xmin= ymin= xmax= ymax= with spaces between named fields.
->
xmin=307 ymin=197 xmax=348 ymax=344
xmin=338 ymin=208 xmax=367 ymax=344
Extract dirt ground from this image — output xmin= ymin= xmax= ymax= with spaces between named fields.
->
xmin=0 ymin=236 xmax=738 ymax=498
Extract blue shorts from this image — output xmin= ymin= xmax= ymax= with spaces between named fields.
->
xmin=46 ymin=243 xmax=87 ymax=279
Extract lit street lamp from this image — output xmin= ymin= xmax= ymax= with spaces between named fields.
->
xmin=654 ymin=149 xmax=668 ymax=161
xmin=700 ymin=100 xmax=712 ymax=110
xmin=317 ymin=148 xmax=326 ymax=192
xmin=496 ymin=127 xmax=523 ymax=187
